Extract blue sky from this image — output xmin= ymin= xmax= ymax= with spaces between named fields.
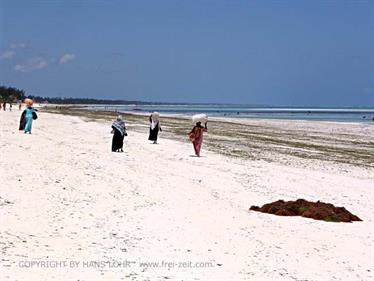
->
xmin=0 ymin=0 xmax=373 ymax=106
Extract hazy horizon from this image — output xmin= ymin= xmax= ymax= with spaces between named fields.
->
xmin=1 ymin=0 xmax=373 ymax=107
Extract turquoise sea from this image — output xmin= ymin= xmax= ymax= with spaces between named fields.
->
xmin=90 ymin=104 xmax=374 ymax=123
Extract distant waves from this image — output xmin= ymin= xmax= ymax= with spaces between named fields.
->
xmin=90 ymin=105 xmax=374 ymax=123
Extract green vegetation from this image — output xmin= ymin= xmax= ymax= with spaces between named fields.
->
xmin=1 ymin=84 xmax=184 ymax=105
xmin=0 ymin=86 xmax=25 ymax=102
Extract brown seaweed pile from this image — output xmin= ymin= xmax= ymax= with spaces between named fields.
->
xmin=249 ymin=199 xmax=361 ymax=222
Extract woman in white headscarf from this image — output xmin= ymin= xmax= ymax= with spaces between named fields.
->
xmin=111 ymin=115 xmax=127 ymax=152
xmin=148 ymin=112 xmax=162 ymax=144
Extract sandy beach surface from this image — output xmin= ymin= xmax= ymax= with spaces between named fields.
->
xmin=1 ymin=109 xmax=373 ymax=281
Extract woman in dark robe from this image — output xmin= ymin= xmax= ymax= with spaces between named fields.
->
xmin=111 ymin=115 xmax=126 ymax=152
xmin=148 ymin=112 xmax=162 ymax=144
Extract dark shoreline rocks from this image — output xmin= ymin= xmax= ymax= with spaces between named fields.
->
xmin=250 ymin=199 xmax=361 ymax=223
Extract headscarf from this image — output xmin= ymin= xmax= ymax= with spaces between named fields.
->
xmin=24 ymin=98 xmax=33 ymax=106
xmin=150 ymin=112 xmax=160 ymax=130
xmin=112 ymin=115 xmax=126 ymax=135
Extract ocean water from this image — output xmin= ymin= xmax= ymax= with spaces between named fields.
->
xmin=90 ymin=104 xmax=374 ymax=123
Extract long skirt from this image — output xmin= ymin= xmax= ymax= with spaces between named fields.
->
xmin=192 ymin=136 xmax=203 ymax=157
xmin=24 ymin=116 xmax=33 ymax=133
xmin=148 ymin=126 xmax=159 ymax=141
xmin=112 ymin=129 xmax=124 ymax=151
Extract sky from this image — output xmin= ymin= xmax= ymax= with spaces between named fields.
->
xmin=0 ymin=0 xmax=373 ymax=106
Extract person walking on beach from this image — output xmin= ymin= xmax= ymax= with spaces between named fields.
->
xmin=189 ymin=121 xmax=208 ymax=157
xmin=3 ymin=102 xmax=6 ymax=111
xmin=148 ymin=112 xmax=162 ymax=144
xmin=19 ymin=98 xmax=38 ymax=134
xmin=18 ymin=103 xmax=22 ymax=110
xmin=9 ymin=103 xmax=12 ymax=111
xmin=111 ymin=115 xmax=127 ymax=152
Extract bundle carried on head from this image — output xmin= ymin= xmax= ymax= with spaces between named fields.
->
xmin=151 ymin=112 xmax=160 ymax=121
xmin=24 ymin=98 xmax=33 ymax=106
xmin=192 ymin=113 xmax=208 ymax=124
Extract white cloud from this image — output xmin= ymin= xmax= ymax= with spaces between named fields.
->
xmin=10 ymin=43 xmax=26 ymax=49
xmin=0 ymin=50 xmax=16 ymax=59
xmin=59 ymin=53 xmax=75 ymax=64
xmin=0 ymin=43 xmax=27 ymax=60
xmin=14 ymin=57 xmax=48 ymax=72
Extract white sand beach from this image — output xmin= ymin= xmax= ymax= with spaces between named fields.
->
xmin=1 ymin=109 xmax=373 ymax=281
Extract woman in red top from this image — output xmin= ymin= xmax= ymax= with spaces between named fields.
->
xmin=189 ymin=121 xmax=208 ymax=157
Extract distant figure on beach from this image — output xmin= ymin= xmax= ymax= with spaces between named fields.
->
xmin=19 ymin=98 xmax=38 ymax=134
xmin=148 ymin=112 xmax=162 ymax=144
xmin=189 ymin=115 xmax=208 ymax=157
xmin=111 ymin=115 xmax=127 ymax=152
xmin=9 ymin=103 xmax=12 ymax=111
xmin=3 ymin=102 xmax=6 ymax=111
